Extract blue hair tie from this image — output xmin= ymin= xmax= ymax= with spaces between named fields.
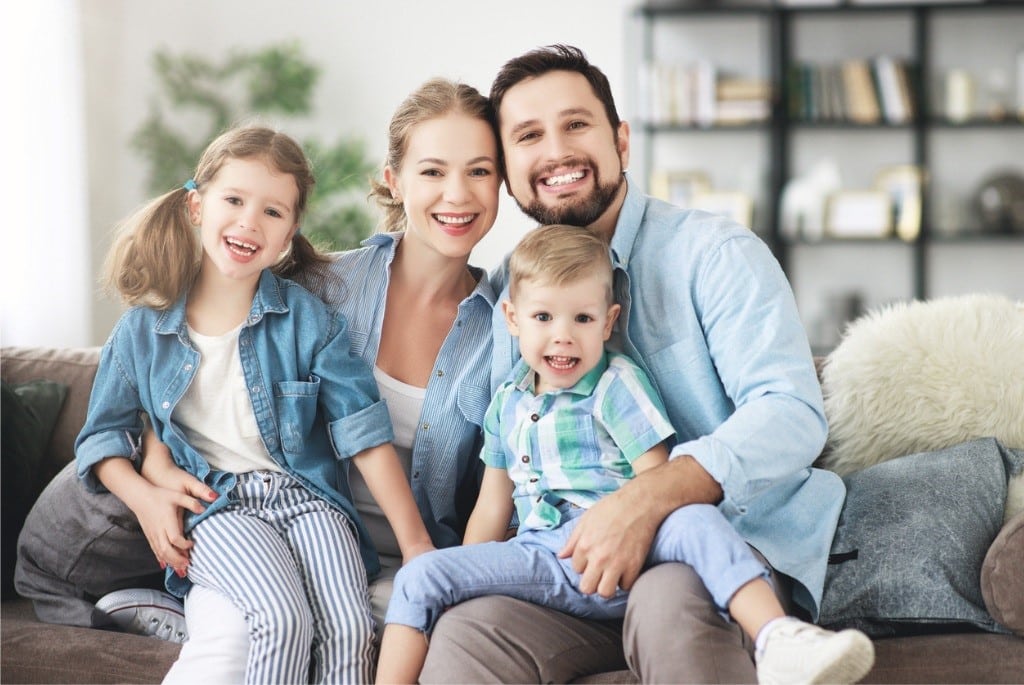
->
xmin=183 ymin=179 xmax=197 ymax=191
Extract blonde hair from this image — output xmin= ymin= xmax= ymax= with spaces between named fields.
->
xmin=508 ymin=224 xmax=613 ymax=303
xmin=368 ymin=78 xmax=497 ymax=233
xmin=103 ymin=124 xmax=326 ymax=309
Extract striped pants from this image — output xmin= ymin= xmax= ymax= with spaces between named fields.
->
xmin=187 ymin=471 xmax=374 ymax=684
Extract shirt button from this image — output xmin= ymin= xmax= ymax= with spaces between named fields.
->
xmin=413 ymin=471 xmax=420 ymax=479
xmin=530 ymin=413 xmax=540 ymax=422
xmin=252 ymin=386 xmax=260 ymax=394
xmin=456 ymin=320 xmax=462 ymax=327
xmin=161 ymin=401 xmax=170 ymax=409
xmin=422 ymin=423 xmax=429 ymax=431
xmin=184 ymin=364 xmax=192 ymax=371
xmin=529 ymin=477 xmax=539 ymax=483
xmin=521 ymin=455 xmax=530 ymax=463
xmin=436 ymin=370 xmax=444 ymax=377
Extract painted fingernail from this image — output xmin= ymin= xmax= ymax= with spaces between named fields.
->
xmin=159 ymin=561 xmax=167 ymax=570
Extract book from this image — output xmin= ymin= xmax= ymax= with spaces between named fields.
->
xmin=842 ymin=59 xmax=881 ymax=124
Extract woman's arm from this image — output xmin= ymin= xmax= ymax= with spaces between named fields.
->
xmin=463 ymin=466 xmax=515 ymax=545
xmin=352 ymin=443 xmax=434 ymax=563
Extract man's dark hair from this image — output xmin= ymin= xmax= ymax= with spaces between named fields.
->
xmin=489 ymin=44 xmax=621 ymax=132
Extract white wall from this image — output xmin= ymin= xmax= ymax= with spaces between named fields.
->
xmin=77 ymin=0 xmax=639 ymax=346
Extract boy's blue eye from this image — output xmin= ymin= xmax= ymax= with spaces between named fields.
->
xmin=575 ymin=314 xmax=593 ymax=323
xmin=535 ymin=313 xmax=551 ymax=322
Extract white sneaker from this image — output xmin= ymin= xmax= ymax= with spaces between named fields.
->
xmin=756 ymin=618 xmax=874 ymax=685
xmin=94 ymin=588 xmax=188 ymax=644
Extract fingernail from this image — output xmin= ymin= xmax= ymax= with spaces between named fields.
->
xmin=176 ymin=567 xmax=187 ymax=578
xmin=159 ymin=561 xmax=167 ymax=570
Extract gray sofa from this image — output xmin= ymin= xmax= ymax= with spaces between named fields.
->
xmin=3 ymin=345 xmax=1023 ymax=684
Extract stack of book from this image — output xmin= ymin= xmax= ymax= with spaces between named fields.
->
xmin=639 ymin=60 xmax=771 ymax=128
xmin=787 ymin=56 xmax=916 ymax=125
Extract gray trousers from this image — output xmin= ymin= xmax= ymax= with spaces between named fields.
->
xmin=419 ymin=549 xmax=792 ymax=684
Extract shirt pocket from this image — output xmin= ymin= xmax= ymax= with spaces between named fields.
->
xmin=273 ymin=377 xmax=321 ymax=456
xmin=456 ymin=382 xmax=491 ymax=427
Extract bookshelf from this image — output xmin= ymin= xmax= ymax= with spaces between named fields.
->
xmin=631 ymin=1 xmax=1024 ymax=351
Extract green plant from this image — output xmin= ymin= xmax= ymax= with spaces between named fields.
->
xmin=131 ymin=42 xmax=376 ymax=251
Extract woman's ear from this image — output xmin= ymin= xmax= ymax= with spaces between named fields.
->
xmin=384 ymin=166 xmax=401 ymax=202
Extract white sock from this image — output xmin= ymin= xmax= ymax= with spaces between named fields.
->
xmin=755 ymin=616 xmax=800 ymax=655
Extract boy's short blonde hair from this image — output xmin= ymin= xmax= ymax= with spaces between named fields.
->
xmin=508 ymin=224 xmax=614 ymax=303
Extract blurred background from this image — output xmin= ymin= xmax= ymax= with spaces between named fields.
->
xmin=3 ymin=0 xmax=1022 ymax=352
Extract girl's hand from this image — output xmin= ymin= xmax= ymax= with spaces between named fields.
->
xmin=131 ymin=482 xmax=204 ymax=576
xmin=140 ymin=427 xmax=218 ymax=508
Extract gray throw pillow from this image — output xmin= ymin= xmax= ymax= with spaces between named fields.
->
xmin=819 ymin=437 xmax=1020 ymax=637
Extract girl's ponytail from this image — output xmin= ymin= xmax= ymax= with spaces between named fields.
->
xmin=102 ymin=186 xmax=200 ymax=309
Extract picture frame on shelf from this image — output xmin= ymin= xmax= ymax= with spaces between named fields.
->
xmin=650 ymin=170 xmax=711 ymax=210
xmin=875 ymin=165 xmax=924 ymax=242
xmin=824 ymin=190 xmax=892 ymax=239
xmin=692 ymin=191 xmax=754 ymax=229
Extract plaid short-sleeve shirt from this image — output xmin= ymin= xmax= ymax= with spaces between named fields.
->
xmin=482 ymin=351 xmax=676 ymax=532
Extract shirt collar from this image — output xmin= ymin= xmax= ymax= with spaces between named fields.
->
xmin=608 ymin=174 xmax=646 ymax=271
xmin=155 ymin=268 xmax=287 ymax=338
xmin=510 ymin=351 xmax=610 ymax=397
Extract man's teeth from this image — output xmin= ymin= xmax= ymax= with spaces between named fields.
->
xmin=435 ymin=214 xmax=474 ymax=225
xmin=543 ymin=170 xmax=584 ymax=187
xmin=226 ymin=237 xmax=258 ymax=254
xmin=546 ymin=356 xmax=578 ymax=369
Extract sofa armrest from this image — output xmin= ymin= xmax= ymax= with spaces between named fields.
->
xmin=982 ymin=510 xmax=1024 ymax=635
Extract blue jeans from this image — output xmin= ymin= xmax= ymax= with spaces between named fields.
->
xmin=385 ymin=502 xmax=768 ymax=634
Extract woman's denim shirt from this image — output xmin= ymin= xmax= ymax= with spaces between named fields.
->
xmin=297 ymin=232 xmax=496 ymax=549
xmin=76 ymin=269 xmax=392 ymax=596
xmin=491 ymin=178 xmax=844 ymax=620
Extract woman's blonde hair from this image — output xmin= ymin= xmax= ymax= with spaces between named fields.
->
xmin=103 ymin=124 xmax=326 ymax=308
xmin=508 ymin=224 xmax=614 ymax=303
xmin=368 ymin=78 xmax=497 ymax=234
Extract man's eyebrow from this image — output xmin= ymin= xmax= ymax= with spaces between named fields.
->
xmin=506 ymin=107 xmax=597 ymax=138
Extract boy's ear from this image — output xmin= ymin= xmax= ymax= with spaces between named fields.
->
xmin=501 ymin=299 xmax=520 ymax=336
xmin=603 ymin=303 xmax=621 ymax=341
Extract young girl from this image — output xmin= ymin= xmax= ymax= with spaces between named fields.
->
xmin=74 ymin=125 xmax=433 ymax=684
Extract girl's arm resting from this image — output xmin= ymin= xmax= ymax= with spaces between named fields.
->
xmin=351 ymin=443 xmax=434 ymax=563
xmin=463 ymin=466 xmax=515 ymax=545
xmin=93 ymin=456 xmax=199 ymax=573
xmin=139 ymin=423 xmax=218 ymax=505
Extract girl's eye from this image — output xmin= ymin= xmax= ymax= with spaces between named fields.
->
xmin=266 ymin=208 xmax=283 ymax=219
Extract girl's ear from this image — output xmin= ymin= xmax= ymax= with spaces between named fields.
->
xmin=186 ymin=190 xmax=202 ymax=225
xmin=384 ymin=166 xmax=401 ymax=202
xmin=502 ymin=299 xmax=521 ymax=336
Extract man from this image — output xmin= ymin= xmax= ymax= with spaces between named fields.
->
xmin=419 ymin=44 xmax=845 ymax=684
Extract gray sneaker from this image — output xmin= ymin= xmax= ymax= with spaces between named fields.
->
xmin=756 ymin=619 xmax=874 ymax=685
xmin=94 ymin=588 xmax=188 ymax=644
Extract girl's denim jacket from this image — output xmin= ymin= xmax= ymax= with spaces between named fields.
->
xmin=75 ymin=269 xmax=392 ymax=595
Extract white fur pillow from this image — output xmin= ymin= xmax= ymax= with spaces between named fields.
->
xmin=819 ymin=294 xmax=1024 ymax=523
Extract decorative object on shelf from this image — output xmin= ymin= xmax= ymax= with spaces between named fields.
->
xmin=650 ymin=170 xmax=710 ymax=209
xmin=972 ymin=171 xmax=1024 ymax=235
xmin=780 ymin=159 xmax=842 ymax=241
xmin=691 ymin=191 xmax=754 ymax=229
xmin=131 ymin=42 xmax=375 ymax=252
xmin=944 ymin=68 xmax=975 ymax=123
xmin=825 ymin=190 xmax=892 ymax=239
xmin=875 ymin=165 xmax=924 ymax=242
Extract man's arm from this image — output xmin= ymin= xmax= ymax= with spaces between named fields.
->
xmin=560 ymin=453 xmax=718 ymax=597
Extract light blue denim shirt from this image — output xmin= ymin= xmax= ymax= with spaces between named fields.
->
xmin=297 ymin=232 xmax=496 ymax=549
xmin=76 ymin=269 xmax=392 ymax=595
xmin=491 ymin=177 xmax=844 ymax=618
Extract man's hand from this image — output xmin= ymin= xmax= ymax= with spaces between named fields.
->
xmin=559 ymin=455 xmax=723 ymax=597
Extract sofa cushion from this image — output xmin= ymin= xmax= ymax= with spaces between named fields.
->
xmin=1 ymin=379 xmax=68 ymax=599
xmin=982 ymin=511 xmax=1024 ymax=635
xmin=819 ymin=438 xmax=1020 ymax=637
xmin=818 ymin=295 xmax=1024 ymax=523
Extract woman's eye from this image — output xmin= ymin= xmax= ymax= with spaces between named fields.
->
xmin=422 ymin=169 xmax=443 ymax=177
xmin=470 ymin=167 xmax=492 ymax=177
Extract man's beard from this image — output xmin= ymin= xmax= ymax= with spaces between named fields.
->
xmin=515 ymin=162 xmax=624 ymax=227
